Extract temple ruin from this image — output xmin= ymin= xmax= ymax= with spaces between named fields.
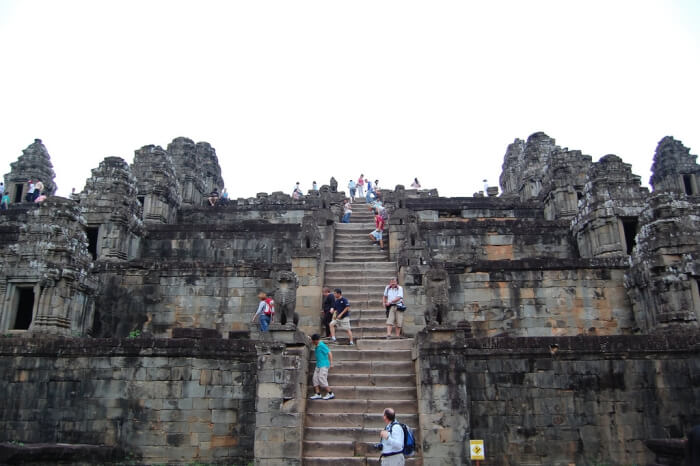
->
xmin=0 ymin=133 xmax=697 ymax=465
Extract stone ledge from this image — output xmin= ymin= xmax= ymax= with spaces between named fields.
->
xmin=0 ymin=336 xmax=257 ymax=359
xmin=445 ymin=257 xmax=630 ymax=273
xmin=417 ymin=331 xmax=699 ymax=357
xmin=0 ymin=442 xmax=126 ymax=464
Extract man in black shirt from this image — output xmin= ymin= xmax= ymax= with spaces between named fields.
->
xmin=321 ymin=287 xmax=334 ymax=337
xmin=329 ymin=288 xmax=354 ymax=345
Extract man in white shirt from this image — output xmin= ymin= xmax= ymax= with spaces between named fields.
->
xmin=379 ymin=407 xmax=405 ymax=465
xmin=383 ymin=278 xmax=404 ymax=338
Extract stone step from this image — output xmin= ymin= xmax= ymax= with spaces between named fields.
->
xmin=335 ymin=244 xmax=387 ymax=252
xmin=305 ymin=412 xmax=418 ymax=428
xmin=325 ymin=373 xmax=416 ymax=387
xmin=307 ymin=386 xmax=416 ymax=400
xmin=357 ymin=338 xmax=413 ymax=350
xmin=325 ymin=261 xmax=397 ymax=270
xmin=324 ymin=277 xmax=397 ymax=286
xmin=306 ymin=398 xmax=417 ymax=414
xmin=329 ymin=360 xmax=414 ymax=375
xmin=326 ymin=283 xmax=388 ymax=293
xmin=304 ymin=427 xmax=390 ymax=442
xmin=303 ymin=440 xmax=420 ymax=459
xmin=302 ymin=457 xmax=422 ymax=466
xmin=334 ymin=254 xmax=388 ymax=262
xmin=335 ymin=223 xmax=376 ymax=230
xmin=315 ymin=349 xmax=412 ymax=362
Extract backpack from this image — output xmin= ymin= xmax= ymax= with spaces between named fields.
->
xmin=390 ymin=421 xmax=416 ymax=456
xmin=263 ymin=298 xmax=275 ymax=317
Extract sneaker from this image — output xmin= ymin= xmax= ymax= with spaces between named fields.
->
xmin=309 ymin=393 xmax=322 ymax=400
xmin=349 ymin=340 xmax=354 ymax=346
xmin=322 ymin=392 xmax=335 ymax=400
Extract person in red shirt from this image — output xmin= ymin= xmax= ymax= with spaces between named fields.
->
xmin=368 ymin=209 xmax=385 ymax=250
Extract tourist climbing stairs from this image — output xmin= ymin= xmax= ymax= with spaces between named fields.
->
xmin=302 ymin=201 xmax=421 ymax=464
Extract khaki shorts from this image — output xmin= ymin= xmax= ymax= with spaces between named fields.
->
xmin=386 ymin=307 xmax=404 ymax=327
xmin=330 ymin=317 xmax=351 ymax=330
xmin=313 ymin=366 xmax=329 ymax=387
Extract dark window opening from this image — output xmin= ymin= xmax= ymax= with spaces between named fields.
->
xmin=137 ymin=196 xmax=145 ymax=206
xmin=86 ymin=227 xmax=99 ymax=259
xmin=305 ymin=238 xmax=311 ymax=249
xmin=13 ymin=184 xmax=24 ymax=204
xmin=14 ymin=287 xmax=34 ymax=330
xmin=621 ymin=217 xmax=638 ymax=255
xmin=399 ymin=201 xmax=405 ymax=208
xmin=576 ymin=191 xmax=583 ymax=201
xmin=438 ymin=209 xmax=461 ymax=218
xmin=410 ymin=234 xmax=416 ymax=247
xmin=683 ymin=174 xmax=694 ymax=195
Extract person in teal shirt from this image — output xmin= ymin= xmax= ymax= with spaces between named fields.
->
xmin=309 ymin=334 xmax=334 ymax=400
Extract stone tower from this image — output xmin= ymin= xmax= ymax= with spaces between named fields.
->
xmin=197 ymin=141 xmax=224 ymax=196
xmin=499 ymin=132 xmax=559 ymax=201
xmin=571 ymin=154 xmax=648 ymax=258
xmin=542 ymin=149 xmax=592 ymax=220
xmin=167 ymin=137 xmax=207 ymax=207
xmin=131 ymin=145 xmax=182 ymax=224
xmin=626 ymin=137 xmax=700 ymax=332
xmin=0 ymin=198 xmax=97 ymax=336
xmin=79 ymin=157 xmax=145 ymax=260
xmin=3 ymin=139 xmax=57 ymax=203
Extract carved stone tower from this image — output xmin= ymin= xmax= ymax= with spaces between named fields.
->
xmin=80 ymin=157 xmax=145 ymax=260
xmin=131 ymin=145 xmax=182 ymax=224
xmin=168 ymin=137 xmax=206 ymax=207
xmin=626 ymin=137 xmax=700 ymax=332
xmin=3 ymin=139 xmax=57 ymax=203
xmin=571 ymin=154 xmax=648 ymax=258
xmin=542 ymin=149 xmax=592 ymax=220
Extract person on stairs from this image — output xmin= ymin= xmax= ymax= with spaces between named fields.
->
xmin=329 ymin=288 xmax=354 ymax=345
xmin=251 ymin=292 xmax=274 ymax=332
xmin=342 ymin=198 xmax=352 ymax=223
xmin=383 ymin=278 xmax=405 ymax=339
xmin=309 ymin=334 xmax=335 ymax=400
xmin=348 ymin=179 xmax=356 ymax=202
xmin=321 ymin=287 xmax=334 ymax=337
xmin=379 ymin=408 xmax=405 ymax=465
xmin=369 ymin=209 xmax=385 ymax=250
xmin=357 ymin=174 xmax=365 ymax=199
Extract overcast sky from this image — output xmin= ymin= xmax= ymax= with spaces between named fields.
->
xmin=1 ymin=0 xmax=699 ymax=198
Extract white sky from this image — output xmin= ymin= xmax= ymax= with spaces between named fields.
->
xmin=1 ymin=0 xmax=699 ymax=198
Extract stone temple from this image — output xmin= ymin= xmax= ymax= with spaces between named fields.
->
xmin=0 ymin=133 xmax=697 ymax=465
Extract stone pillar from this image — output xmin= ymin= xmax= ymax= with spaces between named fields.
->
xmin=292 ymin=253 xmax=323 ymax=337
xmin=3 ymin=139 xmax=57 ymax=204
xmin=131 ymin=145 xmax=182 ymax=224
xmin=254 ymin=339 xmax=309 ymax=466
xmin=571 ymin=155 xmax=648 ymax=258
xmin=415 ymin=327 xmax=472 ymax=465
xmin=80 ymin=157 xmax=144 ymax=261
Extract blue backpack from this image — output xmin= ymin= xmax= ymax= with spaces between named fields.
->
xmin=390 ymin=421 xmax=416 ymax=456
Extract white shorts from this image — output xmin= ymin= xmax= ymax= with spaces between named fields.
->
xmin=313 ymin=366 xmax=329 ymax=387
xmin=330 ymin=317 xmax=351 ymax=330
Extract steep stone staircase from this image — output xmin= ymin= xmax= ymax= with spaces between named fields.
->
xmin=302 ymin=202 xmax=421 ymax=465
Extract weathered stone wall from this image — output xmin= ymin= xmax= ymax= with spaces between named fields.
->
xmin=416 ymin=330 xmax=699 ymax=466
xmin=92 ymin=262 xmax=279 ymax=338
xmin=0 ymin=336 xmax=257 ymax=465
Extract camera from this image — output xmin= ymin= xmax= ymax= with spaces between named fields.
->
xmin=373 ymin=443 xmax=383 ymax=450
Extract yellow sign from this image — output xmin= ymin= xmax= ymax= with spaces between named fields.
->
xmin=470 ymin=440 xmax=485 ymax=460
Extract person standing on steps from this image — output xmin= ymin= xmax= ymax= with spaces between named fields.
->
xmin=357 ymin=174 xmax=365 ymax=199
xmin=309 ymin=334 xmax=335 ymax=400
xmin=321 ymin=287 xmax=334 ymax=337
xmin=368 ymin=209 xmax=385 ymax=250
xmin=251 ymin=291 xmax=274 ymax=332
xmin=383 ymin=278 xmax=405 ymax=338
xmin=348 ymin=179 xmax=356 ymax=202
xmin=342 ymin=198 xmax=352 ymax=223
xmin=329 ymin=288 xmax=353 ymax=345
xmin=379 ymin=407 xmax=405 ymax=465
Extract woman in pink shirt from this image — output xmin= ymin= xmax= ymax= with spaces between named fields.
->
xmin=356 ymin=175 xmax=365 ymax=198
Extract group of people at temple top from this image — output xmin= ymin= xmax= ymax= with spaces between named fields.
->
xmin=0 ymin=179 xmax=48 ymax=210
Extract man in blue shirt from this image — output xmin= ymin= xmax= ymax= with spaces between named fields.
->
xmin=329 ymin=288 xmax=354 ymax=345
xmin=309 ymin=334 xmax=334 ymax=400
xmin=379 ymin=408 xmax=405 ymax=465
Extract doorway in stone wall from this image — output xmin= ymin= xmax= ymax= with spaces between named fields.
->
xmin=13 ymin=183 xmax=24 ymax=203
xmin=13 ymin=286 xmax=35 ymax=330
xmin=621 ymin=217 xmax=638 ymax=255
